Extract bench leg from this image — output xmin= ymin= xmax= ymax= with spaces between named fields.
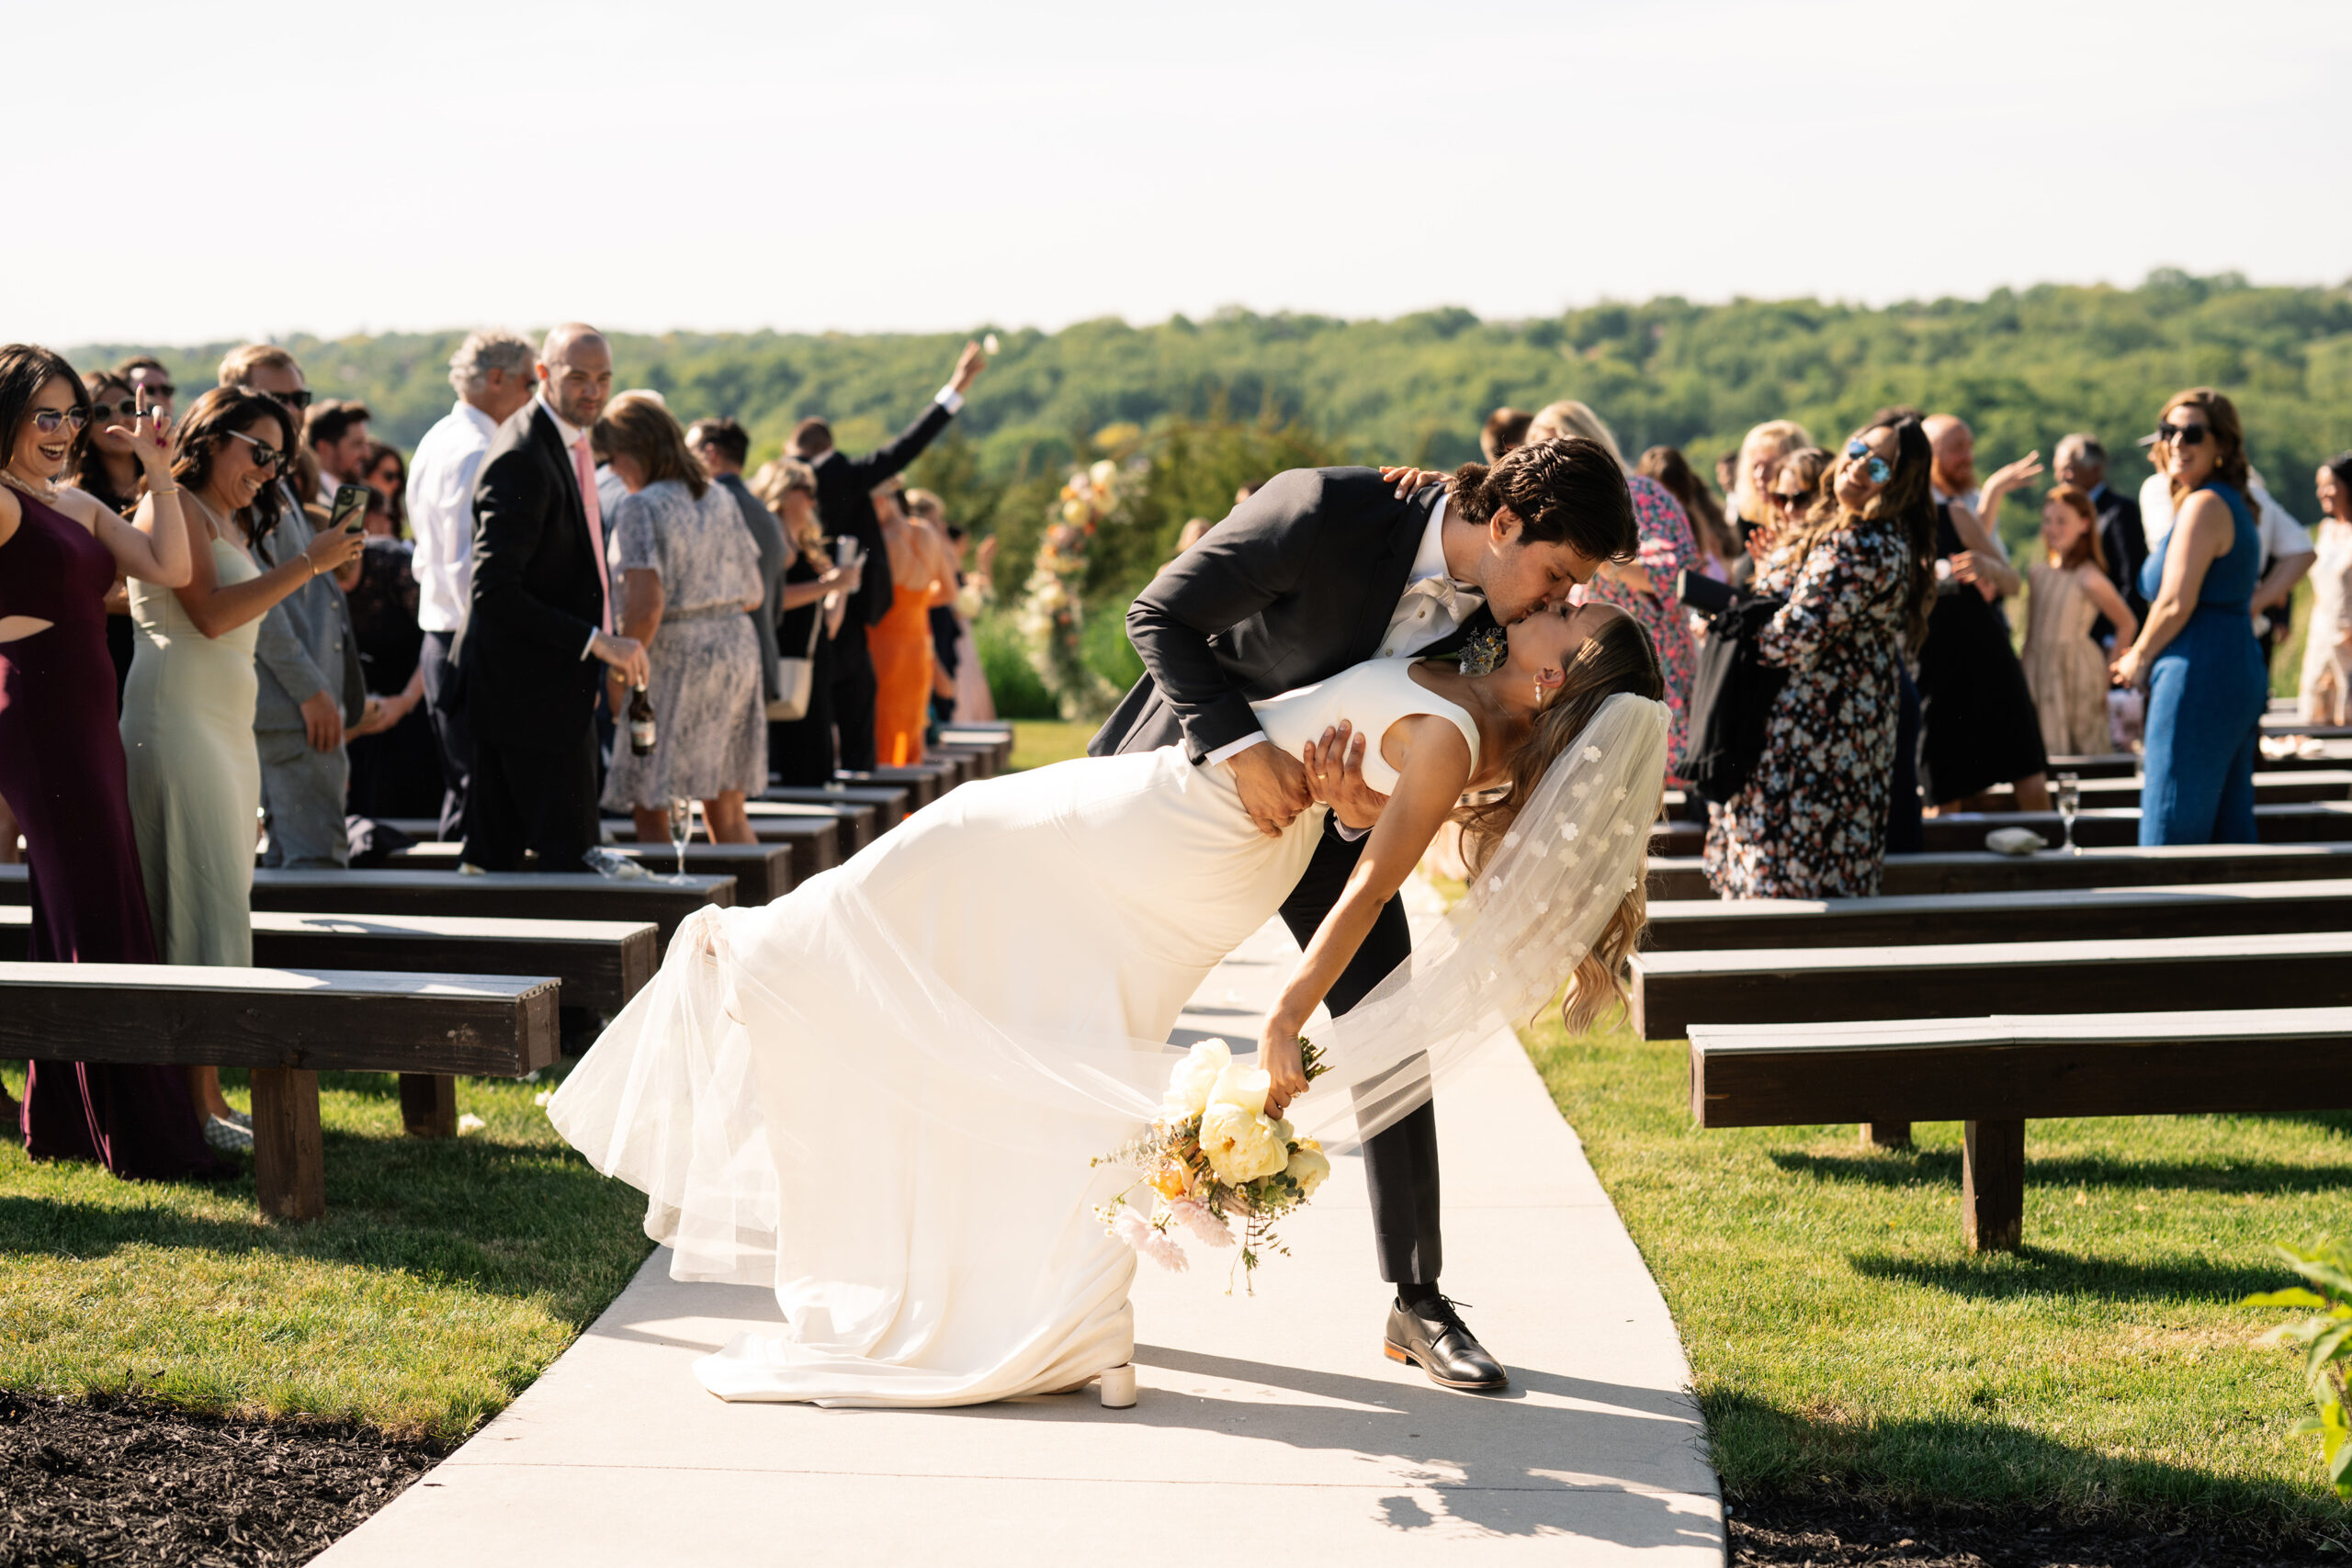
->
xmin=400 ymin=1073 xmax=458 ymax=1139
xmin=1962 ymin=1119 xmax=2025 ymax=1253
xmin=1860 ymin=1122 xmax=1913 ymax=1150
xmin=251 ymin=1067 xmax=324 ymax=1224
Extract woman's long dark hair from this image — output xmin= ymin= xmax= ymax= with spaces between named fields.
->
xmin=1787 ymin=418 xmax=1937 ymax=651
xmin=170 ymin=387 xmax=296 ymax=541
xmin=0 ymin=344 xmax=90 ymax=484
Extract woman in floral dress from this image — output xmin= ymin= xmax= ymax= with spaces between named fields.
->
xmin=1704 ymin=419 xmax=1934 ymax=898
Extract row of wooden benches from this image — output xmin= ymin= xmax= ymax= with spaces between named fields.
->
xmin=0 ymin=726 xmax=1017 ymax=1222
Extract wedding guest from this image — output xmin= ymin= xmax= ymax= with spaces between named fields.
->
xmin=406 ymin=329 xmax=537 ymax=839
xmin=341 ymin=488 xmax=437 ymax=819
xmin=753 ymin=457 xmax=856 ymax=784
xmin=1727 ymin=419 xmax=1812 ymax=573
xmin=1526 ymin=400 xmax=1699 ymax=779
xmin=2142 ymin=455 xmax=2314 ymax=672
xmin=942 ymin=520 xmax=999 ymax=723
xmin=687 ymin=416 xmax=791 ymax=724
xmin=1705 ymin=420 xmax=1932 ymax=898
xmin=786 ymin=340 xmax=987 ymax=771
xmin=1636 ymin=446 xmax=1734 ymax=581
xmin=0 ymin=344 xmax=220 ymax=1179
xmin=867 ymin=477 xmax=957 ymax=766
xmin=2023 ymin=486 xmax=2137 ymax=756
xmin=123 ymin=386 xmax=365 ymax=1146
xmin=77 ymin=369 xmax=150 ymax=700
xmin=2111 ymin=389 xmax=2268 ymax=844
xmin=2053 ymin=433 xmax=2146 ymax=648
xmin=597 ymin=396 xmax=764 ymax=845
xmin=2299 ymin=455 xmax=2352 ymax=725
xmin=1759 ymin=448 xmax=1830 ymax=561
xmin=907 ymin=491 xmax=965 ymax=724
xmin=1174 ymin=517 xmax=1213 ymax=556
xmin=1917 ymin=412 xmax=2049 ymax=812
xmin=220 ymin=345 xmax=368 ymax=866
xmin=1479 ymin=406 xmax=1531 ymax=462
xmin=361 ymin=439 xmax=407 ymax=536
xmin=304 ymin=400 xmax=372 ymax=507
xmin=455 ymin=323 xmax=648 ymax=873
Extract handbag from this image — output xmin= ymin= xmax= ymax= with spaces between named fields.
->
xmin=1679 ymin=592 xmax=1790 ymax=805
xmin=766 ymin=601 xmax=823 ymax=722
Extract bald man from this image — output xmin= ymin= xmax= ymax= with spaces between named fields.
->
xmin=453 ymin=322 xmax=650 ymax=872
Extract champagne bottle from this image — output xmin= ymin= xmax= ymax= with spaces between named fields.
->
xmin=628 ymin=682 xmax=657 ymax=757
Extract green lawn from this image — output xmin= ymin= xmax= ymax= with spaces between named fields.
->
xmin=1526 ymin=1016 xmax=2351 ymax=1540
xmin=1009 ymin=718 xmax=1096 ymax=772
xmin=0 ymin=1063 xmax=650 ymax=1442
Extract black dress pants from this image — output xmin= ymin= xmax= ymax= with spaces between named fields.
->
xmin=832 ymin=626 xmax=878 ymax=773
xmin=464 ymin=722 xmax=601 ymax=874
xmin=419 ymin=630 xmax=474 ymax=841
xmin=1278 ymin=815 xmax=1442 ymax=1286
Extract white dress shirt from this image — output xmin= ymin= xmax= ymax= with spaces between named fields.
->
xmin=2141 ymin=469 xmax=2312 ymax=563
xmin=1204 ymin=492 xmax=1478 ymax=767
xmin=406 ymin=398 xmax=505 ymax=633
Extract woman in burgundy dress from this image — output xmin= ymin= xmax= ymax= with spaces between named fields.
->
xmin=0 ymin=344 xmax=219 ymax=1179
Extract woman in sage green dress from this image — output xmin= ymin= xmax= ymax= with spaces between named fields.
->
xmin=120 ymin=389 xmax=363 ymax=1151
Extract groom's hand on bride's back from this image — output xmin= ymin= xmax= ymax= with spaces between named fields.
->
xmin=1226 ymin=741 xmax=1312 ymax=838
xmin=1302 ymin=722 xmax=1389 ymax=832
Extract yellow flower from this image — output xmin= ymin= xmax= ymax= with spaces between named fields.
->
xmin=1199 ymin=1102 xmax=1289 ymax=1184
xmin=1208 ymin=1061 xmax=1270 ymax=1116
xmin=1285 ymin=1138 xmax=1330 ymax=1199
xmin=1161 ymin=1038 xmax=1231 ymax=1120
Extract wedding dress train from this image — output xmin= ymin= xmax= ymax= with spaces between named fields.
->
xmin=549 ymin=660 xmax=1662 ymax=1407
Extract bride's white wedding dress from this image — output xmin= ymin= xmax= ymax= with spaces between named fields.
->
xmin=549 ymin=660 xmax=1662 ymax=1407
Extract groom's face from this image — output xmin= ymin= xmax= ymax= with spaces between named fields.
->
xmin=1480 ymin=509 xmax=1601 ymax=625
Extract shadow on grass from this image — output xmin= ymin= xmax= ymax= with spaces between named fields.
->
xmin=1704 ymin=1389 xmax=2346 ymax=1544
xmin=1772 ymin=1147 xmax=2352 ymax=1197
xmin=1847 ymin=1247 xmax=2285 ymax=1303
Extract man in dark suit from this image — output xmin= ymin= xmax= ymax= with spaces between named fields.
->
xmin=787 ymin=342 xmax=988 ymax=771
xmin=454 ymin=322 xmax=648 ymax=873
xmin=2056 ymin=433 xmax=2146 ymax=647
xmin=1091 ymin=438 xmax=1635 ymax=1393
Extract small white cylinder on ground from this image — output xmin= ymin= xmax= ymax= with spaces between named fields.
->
xmin=1098 ymin=1363 xmax=1136 ymax=1408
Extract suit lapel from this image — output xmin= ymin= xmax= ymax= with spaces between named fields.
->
xmin=1348 ymin=485 xmax=1444 ymax=661
xmin=533 ymin=407 xmax=585 ymax=522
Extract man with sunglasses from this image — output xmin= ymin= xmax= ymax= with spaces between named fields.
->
xmin=218 ymin=344 xmax=368 ymax=869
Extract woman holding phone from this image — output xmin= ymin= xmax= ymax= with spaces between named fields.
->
xmin=755 ymin=457 xmax=858 ymax=786
xmin=119 ymin=387 xmax=365 ymax=1150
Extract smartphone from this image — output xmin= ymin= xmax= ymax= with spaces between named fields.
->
xmin=832 ymin=536 xmax=864 ymax=571
xmin=1676 ymin=568 xmax=1736 ymax=615
xmin=328 ymin=483 xmax=370 ymax=536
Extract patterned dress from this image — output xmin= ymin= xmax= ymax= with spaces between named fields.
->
xmin=1578 ymin=474 xmax=1699 ymax=780
xmin=601 ymin=479 xmax=766 ymax=810
xmin=1703 ymin=516 xmax=1910 ymax=898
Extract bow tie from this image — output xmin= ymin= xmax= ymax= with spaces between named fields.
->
xmin=1413 ymin=576 xmax=1484 ymax=613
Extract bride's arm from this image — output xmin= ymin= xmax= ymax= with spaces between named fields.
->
xmin=1258 ymin=716 xmax=1473 ymax=1114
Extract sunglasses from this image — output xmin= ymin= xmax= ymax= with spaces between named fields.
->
xmin=227 ymin=427 xmax=284 ymax=471
xmin=1771 ymin=487 xmax=1814 ymax=509
xmin=89 ymin=398 xmax=144 ymax=421
xmin=264 ymin=388 xmax=315 ymax=412
xmin=1844 ymin=438 xmax=1893 ymax=486
xmin=2155 ymin=422 xmax=2210 ymax=448
xmin=30 ymin=407 xmax=90 ymax=434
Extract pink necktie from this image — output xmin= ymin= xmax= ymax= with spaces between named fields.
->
xmin=571 ymin=435 xmax=614 ymax=634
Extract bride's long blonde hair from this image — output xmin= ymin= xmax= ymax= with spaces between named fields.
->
xmin=1454 ymin=609 xmax=1665 ymax=1032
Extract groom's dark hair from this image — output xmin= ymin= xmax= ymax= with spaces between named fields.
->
xmin=1447 ymin=437 xmax=1636 ymax=562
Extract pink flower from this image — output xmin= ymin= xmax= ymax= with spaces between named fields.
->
xmin=1114 ymin=1208 xmax=1188 ymax=1272
xmin=1167 ymin=1197 xmax=1234 ymax=1249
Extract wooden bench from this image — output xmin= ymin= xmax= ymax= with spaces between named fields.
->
xmin=380 ymin=840 xmax=790 ymax=905
xmin=937 ymin=727 xmax=1015 ymax=773
xmin=834 ymin=765 xmax=953 ymax=808
xmin=1689 ymin=1009 xmax=2352 ymax=1249
xmin=0 ymin=961 xmax=559 ymax=1222
xmin=746 ymin=799 xmax=876 ymax=860
xmin=1645 ymin=877 xmax=2352 ymax=952
xmin=1645 ymin=842 xmax=2352 ymax=901
xmin=1976 ymin=770 xmax=2352 ymax=805
xmin=929 ymin=741 xmax=1000 ymax=781
xmin=0 ymin=867 xmax=730 ymax=948
xmin=1648 ymin=802 xmax=2352 ymax=859
xmin=764 ymin=783 xmax=910 ymax=829
xmin=1631 ymin=929 xmax=2352 ymax=1041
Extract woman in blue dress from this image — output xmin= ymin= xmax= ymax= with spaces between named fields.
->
xmin=2109 ymin=389 xmax=2268 ymax=844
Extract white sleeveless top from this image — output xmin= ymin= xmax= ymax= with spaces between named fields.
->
xmin=1250 ymin=659 xmax=1482 ymax=794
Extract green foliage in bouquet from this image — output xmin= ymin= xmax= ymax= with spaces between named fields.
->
xmin=2244 ymin=1238 xmax=2352 ymax=1499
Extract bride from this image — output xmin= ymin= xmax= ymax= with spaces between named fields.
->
xmin=550 ymin=599 xmax=1668 ymax=1408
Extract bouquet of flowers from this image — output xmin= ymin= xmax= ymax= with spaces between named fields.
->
xmin=1095 ymin=1037 xmax=1332 ymax=1289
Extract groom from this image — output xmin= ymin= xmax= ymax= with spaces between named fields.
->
xmin=1091 ymin=438 xmax=1635 ymax=1392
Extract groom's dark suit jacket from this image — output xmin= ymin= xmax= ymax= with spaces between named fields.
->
xmin=1091 ymin=467 xmax=1494 ymax=762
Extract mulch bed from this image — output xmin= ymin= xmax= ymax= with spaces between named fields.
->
xmin=0 ymin=1390 xmax=445 ymax=1566
xmin=1729 ymin=1489 xmax=2349 ymax=1567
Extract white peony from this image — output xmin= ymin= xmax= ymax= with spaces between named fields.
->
xmin=1199 ymin=1102 xmax=1290 ymax=1184
xmin=1207 ymin=1060 xmax=1271 ymax=1115
xmin=1161 ymin=1038 xmax=1231 ymax=1120
xmin=1285 ymin=1138 xmax=1331 ymax=1199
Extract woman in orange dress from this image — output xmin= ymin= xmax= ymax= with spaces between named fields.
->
xmin=867 ymin=478 xmax=957 ymax=766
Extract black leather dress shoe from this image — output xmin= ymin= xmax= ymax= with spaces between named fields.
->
xmin=1384 ymin=1295 xmax=1509 ymax=1392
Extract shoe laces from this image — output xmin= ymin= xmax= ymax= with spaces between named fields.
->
xmin=1415 ymin=1293 xmax=1476 ymax=1335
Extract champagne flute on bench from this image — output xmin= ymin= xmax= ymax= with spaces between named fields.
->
xmin=2055 ymin=771 xmax=2080 ymax=855
xmin=668 ymin=796 xmax=694 ymax=878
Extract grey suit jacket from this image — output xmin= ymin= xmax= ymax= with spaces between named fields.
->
xmin=717 ymin=472 xmax=790 ymax=701
xmin=252 ymin=485 xmax=367 ymax=733
xmin=1091 ymin=468 xmax=1492 ymax=764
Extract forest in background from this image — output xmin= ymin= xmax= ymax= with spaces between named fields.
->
xmin=72 ymin=270 xmax=2352 ymax=712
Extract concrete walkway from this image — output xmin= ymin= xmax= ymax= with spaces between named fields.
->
xmin=322 ymin=885 xmax=1722 ymax=1565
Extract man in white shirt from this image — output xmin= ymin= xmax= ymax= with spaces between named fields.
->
xmin=405 ymin=330 xmax=537 ymax=838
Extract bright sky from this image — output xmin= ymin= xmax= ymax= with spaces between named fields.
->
xmin=20 ymin=0 xmax=2346 ymax=344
